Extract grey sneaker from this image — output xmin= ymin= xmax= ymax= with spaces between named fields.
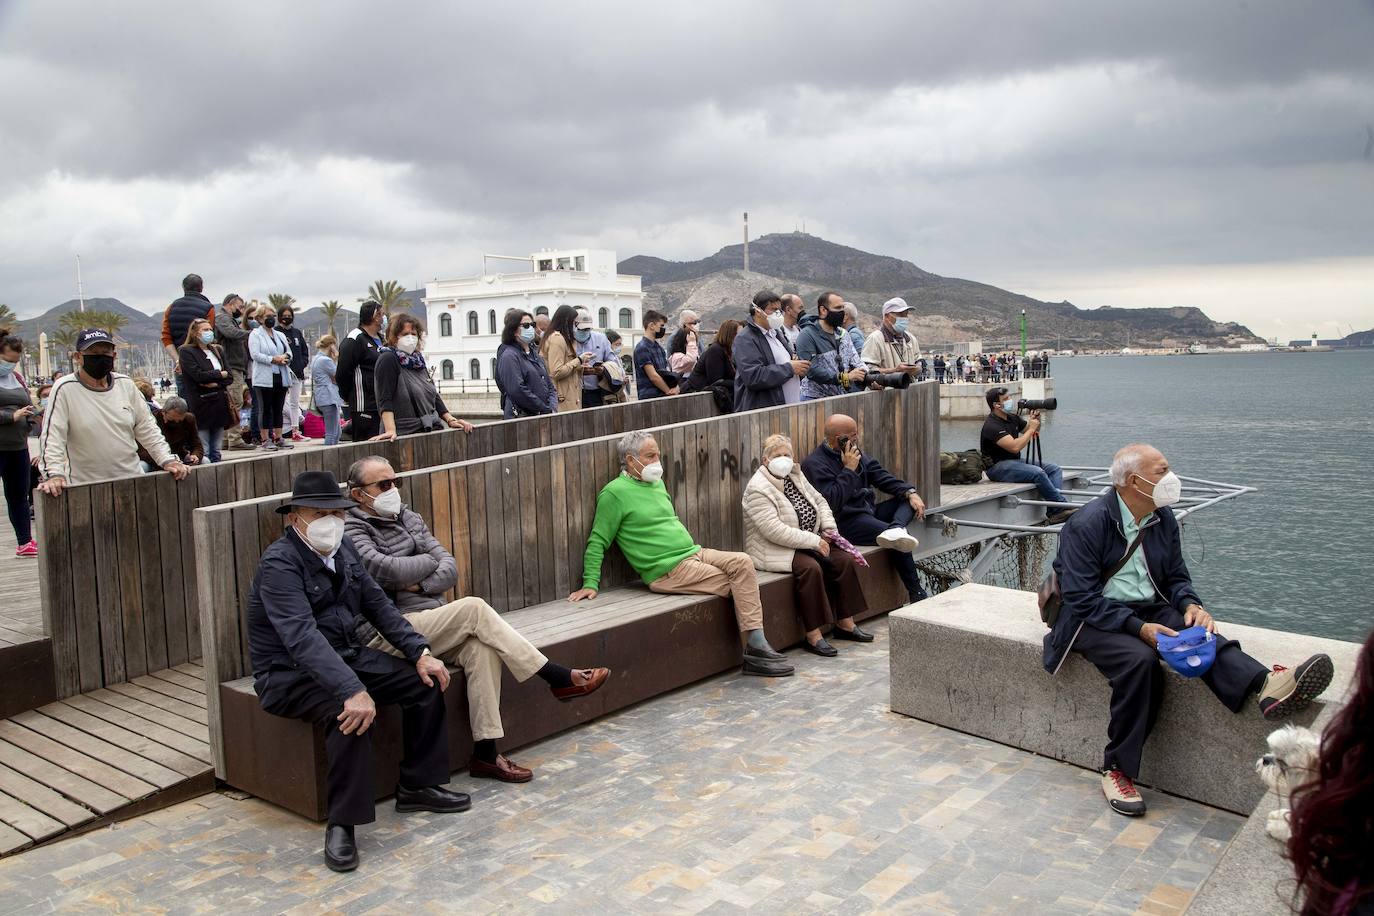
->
xmin=1258 ymin=654 xmax=1334 ymax=720
xmin=1102 ymin=768 xmax=1146 ymax=817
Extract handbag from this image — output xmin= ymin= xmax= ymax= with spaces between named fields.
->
xmin=1038 ymin=531 xmax=1144 ymax=628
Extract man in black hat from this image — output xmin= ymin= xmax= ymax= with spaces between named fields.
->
xmin=246 ymin=470 xmax=468 ymax=873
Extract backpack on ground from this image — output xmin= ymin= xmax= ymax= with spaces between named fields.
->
xmin=939 ymin=450 xmax=985 ymax=485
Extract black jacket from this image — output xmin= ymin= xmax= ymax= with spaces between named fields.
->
xmin=801 ymin=441 xmax=914 ymax=525
xmin=1043 ymin=491 xmax=1202 ymax=674
xmin=374 ymin=351 xmax=449 ymax=435
xmin=247 ymin=529 xmax=430 ymax=709
xmin=684 ymin=341 xmax=734 ymax=393
xmin=165 ymin=292 xmax=214 ymax=353
xmin=336 ymin=327 xmax=382 ymax=414
xmin=177 ymin=344 xmax=232 ymax=430
xmin=281 ymin=325 xmax=309 ymax=380
xmin=495 ymin=342 xmax=556 ymax=418
xmin=732 ymin=319 xmax=794 ymax=413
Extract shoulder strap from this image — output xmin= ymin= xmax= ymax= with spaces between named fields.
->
xmin=1105 ymin=531 xmax=1145 ymax=580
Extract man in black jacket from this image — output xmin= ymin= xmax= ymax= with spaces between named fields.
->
xmin=247 ymin=471 xmax=467 ymax=872
xmin=801 ymin=413 xmax=928 ymax=604
xmin=1045 ymin=443 xmax=1334 ymax=818
xmin=162 ymin=273 xmax=215 ymax=400
xmin=732 ymin=290 xmax=808 ymax=413
xmin=336 ymin=301 xmax=386 ymax=441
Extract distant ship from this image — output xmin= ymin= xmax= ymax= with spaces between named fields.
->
xmin=1274 ymin=334 xmax=1334 ymax=353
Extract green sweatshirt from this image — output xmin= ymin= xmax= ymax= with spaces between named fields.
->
xmin=581 ymin=473 xmax=700 ymax=590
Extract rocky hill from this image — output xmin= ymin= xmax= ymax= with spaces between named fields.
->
xmin=621 ymin=233 xmax=1261 ymax=349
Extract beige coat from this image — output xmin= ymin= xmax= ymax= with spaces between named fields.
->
xmin=742 ymin=466 xmax=837 ymax=572
xmin=862 ymin=327 xmax=921 ymax=370
xmin=541 ymin=332 xmax=583 ymax=412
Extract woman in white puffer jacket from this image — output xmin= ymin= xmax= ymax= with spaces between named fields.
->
xmin=742 ymin=433 xmax=872 ymax=658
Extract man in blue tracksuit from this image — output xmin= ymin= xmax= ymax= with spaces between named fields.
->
xmin=1046 ymin=443 xmax=1334 ymax=818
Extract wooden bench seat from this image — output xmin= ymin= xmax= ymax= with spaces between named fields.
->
xmin=221 ymin=547 xmax=907 ymax=820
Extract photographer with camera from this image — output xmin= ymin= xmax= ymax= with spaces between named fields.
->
xmin=861 ymin=298 xmax=922 ymax=388
xmin=980 ymin=387 xmax=1065 ymax=514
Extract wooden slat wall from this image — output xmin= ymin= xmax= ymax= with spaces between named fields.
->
xmin=195 ymin=383 xmax=940 ymax=777
xmin=37 ymin=394 xmax=719 ymax=698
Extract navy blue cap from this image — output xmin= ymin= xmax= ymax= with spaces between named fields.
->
xmin=75 ymin=328 xmax=114 ymax=351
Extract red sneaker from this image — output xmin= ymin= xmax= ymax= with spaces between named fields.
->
xmin=15 ymin=540 xmax=37 ymax=558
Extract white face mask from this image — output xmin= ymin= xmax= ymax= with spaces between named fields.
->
xmin=1133 ymin=470 xmax=1182 ymax=509
xmin=298 ymin=514 xmax=345 ymax=556
xmin=633 ymin=457 xmax=664 ymax=482
xmin=766 ymin=310 xmax=785 ymax=330
xmin=767 ymin=456 xmax=794 ymax=477
xmin=397 ymin=334 xmax=419 ymax=354
xmin=370 ymin=486 xmax=402 ymax=518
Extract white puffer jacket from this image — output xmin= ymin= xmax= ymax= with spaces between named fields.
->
xmin=742 ymin=465 xmax=837 ymax=572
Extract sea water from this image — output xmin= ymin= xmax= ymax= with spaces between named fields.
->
xmin=941 ymin=350 xmax=1373 ymax=642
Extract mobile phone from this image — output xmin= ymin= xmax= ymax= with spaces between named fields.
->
xmin=838 ymin=436 xmax=850 ymax=451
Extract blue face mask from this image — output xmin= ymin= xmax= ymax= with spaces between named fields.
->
xmin=574 ymin=328 xmax=591 ymax=343
xmin=520 ymin=327 xmax=537 ymax=344
xmin=894 ymin=318 xmax=910 ymax=334
xmin=248 ymin=320 xmax=260 ymax=329
xmin=199 ymin=330 xmax=215 ymax=346
xmin=1001 ymin=399 xmax=1016 ymax=413
xmin=0 ymin=361 xmax=14 ymax=377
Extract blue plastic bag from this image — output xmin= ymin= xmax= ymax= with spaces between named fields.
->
xmin=1156 ymin=625 xmax=1216 ymax=677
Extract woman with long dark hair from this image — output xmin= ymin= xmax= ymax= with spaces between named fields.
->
xmin=495 ymin=309 xmax=556 ymax=418
xmin=0 ymin=330 xmax=36 ymax=556
xmin=177 ymin=318 xmax=232 ymax=462
xmin=540 ymin=304 xmax=582 ymax=412
xmin=1288 ymin=629 xmax=1374 ymax=915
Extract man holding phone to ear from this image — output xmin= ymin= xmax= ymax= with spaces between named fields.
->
xmin=802 ymin=413 xmax=929 ymax=604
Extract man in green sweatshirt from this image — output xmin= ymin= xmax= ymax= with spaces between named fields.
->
xmin=569 ymin=430 xmax=794 ymax=677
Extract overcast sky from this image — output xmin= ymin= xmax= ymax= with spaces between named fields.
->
xmin=1 ymin=1 xmax=1371 ymax=340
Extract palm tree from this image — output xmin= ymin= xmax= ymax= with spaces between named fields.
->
xmin=0 ymin=304 xmax=15 ymax=327
xmin=320 ymin=300 xmax=343 ymax=339
xmin=366 ymin=280 xmax=408 ymax=315
xmin=268 ymin=293 xmax=296 ymax=312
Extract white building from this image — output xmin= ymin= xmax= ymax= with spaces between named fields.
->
xmin=423 ymin=248 xmax=644 ymax=383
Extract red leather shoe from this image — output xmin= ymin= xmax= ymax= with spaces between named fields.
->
xmin=468 ymin=754 xmax=533 ymax=783
xmin=550 ymin=667 xmax=610 ymax=702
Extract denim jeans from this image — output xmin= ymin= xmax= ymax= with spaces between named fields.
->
xmin=320 ymin=404 xmax=341 ymax=446
xmin=198 ymin=426 xmax=224 ymax=463
xmin=986 ymin=459 xmax=1064 ymax=503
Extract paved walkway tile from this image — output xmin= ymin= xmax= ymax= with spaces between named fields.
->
xmin=0 ymin=618 xmax=1242 ymax=914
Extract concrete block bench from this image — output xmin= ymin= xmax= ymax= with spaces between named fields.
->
xmin=222 ymin=547 xmax=907 ymax=820
xmin=888 ymin=583 xmax=1358 ymax=815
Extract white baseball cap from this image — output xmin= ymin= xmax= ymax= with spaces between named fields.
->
xmin=882 ymin=297 xmax=911 ymax=315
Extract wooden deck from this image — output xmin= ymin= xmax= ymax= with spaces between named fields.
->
xmin=0 ymin=661 xmax=214 ymax=856
xmin=0 ymin=527 xmax=44 ymax=646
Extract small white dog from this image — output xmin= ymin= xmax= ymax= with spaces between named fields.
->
xmin=1255 ymin=724 xmax=1321 ymax=842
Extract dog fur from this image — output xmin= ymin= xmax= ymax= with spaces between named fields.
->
xmin=1255 ymin=724 xmax=1321 ymax=842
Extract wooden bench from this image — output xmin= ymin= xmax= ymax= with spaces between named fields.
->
xmin=888 ymin=583 xmax=1359 ymax=815
xmin=219 ymin=548 xmax=907 ymax=820
xmin=196 ymin=384 xmax=942 ymax=817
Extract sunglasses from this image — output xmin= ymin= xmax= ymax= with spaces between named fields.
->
xmin=365 ymin=478 xmax=403 ymax=491
xmin=520 ymin=322 xmax=535 ymax=329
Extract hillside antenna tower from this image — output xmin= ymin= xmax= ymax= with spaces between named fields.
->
xmin=743 ymin=212 xmax=750 ymax=274
xmin=76 ymin=254 xmax=86 ymax=312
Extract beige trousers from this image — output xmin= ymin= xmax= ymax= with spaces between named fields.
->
xmin=648 ymin=548 xmax=765 ymax=632
xmin=367 ymin=597 xmax=547 ymax=741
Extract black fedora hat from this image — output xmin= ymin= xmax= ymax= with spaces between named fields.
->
xmin=276 ymin=470 xmax=356 ymax=514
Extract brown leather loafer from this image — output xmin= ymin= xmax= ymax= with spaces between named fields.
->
xmin=468 ymin=754 xmax=533 ymax=784
xmin=550 ymin=667 xmax=610 ymax=702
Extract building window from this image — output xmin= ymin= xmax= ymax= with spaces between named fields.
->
xmin=574 ymin=256 xmax=585 ymax=271
xmin=441 ymin=360 xmax=454 ymax=381
xmin=534 ymin=305 xmax=550 ymax=317
xmin=487 ymin=309 xmax=496 ymax=335
xmin=490 ymin=358 xmax=497 ymax=378
xmin=598 ymin=307 xmax=609 ymax=328
xmin=469 ymin=358 xmax=481 ymax=380
xmin=618 ymin=308 xmax=633 ymax=329
xmin=537 ymin=259 xmax=552 ymax=272
xmin=439 ymin=313 xmax=452 ymax=337
xmin=467 ymin=311 xmax=478 ymax=336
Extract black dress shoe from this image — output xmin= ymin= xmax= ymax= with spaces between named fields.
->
xmin=743 ymin=643 xmax=787 ymax=662
xmin=802 ymin=638 xmax=839 ymax=657
xmin=742 ymin=655 xmax=795 ymax=677
xmin=395 ymin=784 xmax=472 ymax=814
xmin=324 ymin=823 xmax=358 ymax=872
xmin=831 ymin=625 xmax=874 ymax=643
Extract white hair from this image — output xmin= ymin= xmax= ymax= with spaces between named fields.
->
xmin=680 ymin=309 xmax=699 ymax=324
xmin=618 ymin=430 xmax=655 ymax=467
xmin=1110 ymin=444 xmax=1155 ymax=486
xmin=843 ymin=302 xmax=858 ymax=323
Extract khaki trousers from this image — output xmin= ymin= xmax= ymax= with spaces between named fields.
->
xmin=367 ymin=597 xmax=547 ymax=741
xmin=648 ymin=548 xmax=765 ymax=632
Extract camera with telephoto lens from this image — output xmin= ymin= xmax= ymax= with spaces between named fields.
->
xmin=1016 ymin=397 xmax=1057 ymax=411
xmin=870 ymin=372 xmax=914 ymax=390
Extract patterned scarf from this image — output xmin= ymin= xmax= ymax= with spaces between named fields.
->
xmin=825 ymin=530 xmax=870 ymax=567
xmin=385 ymin=346 xmax=427 ymax=372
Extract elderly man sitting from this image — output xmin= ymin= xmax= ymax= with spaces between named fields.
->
xmin=569 ymin=431 xmax=795 ymax=677
xmin=802 ymin=413 xmax=928 ymax=604
xmin=1047 ymin=443 xmax=1335 ymax=818
xmin=345 ymin=456 xmax=609 ymax=785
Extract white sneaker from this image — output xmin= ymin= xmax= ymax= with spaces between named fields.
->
xmin=876 ymin=527 xmax=919 ymax=552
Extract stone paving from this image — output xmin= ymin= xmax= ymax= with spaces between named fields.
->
xmin=0 ymin=618 xmax=1242 ymax=915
